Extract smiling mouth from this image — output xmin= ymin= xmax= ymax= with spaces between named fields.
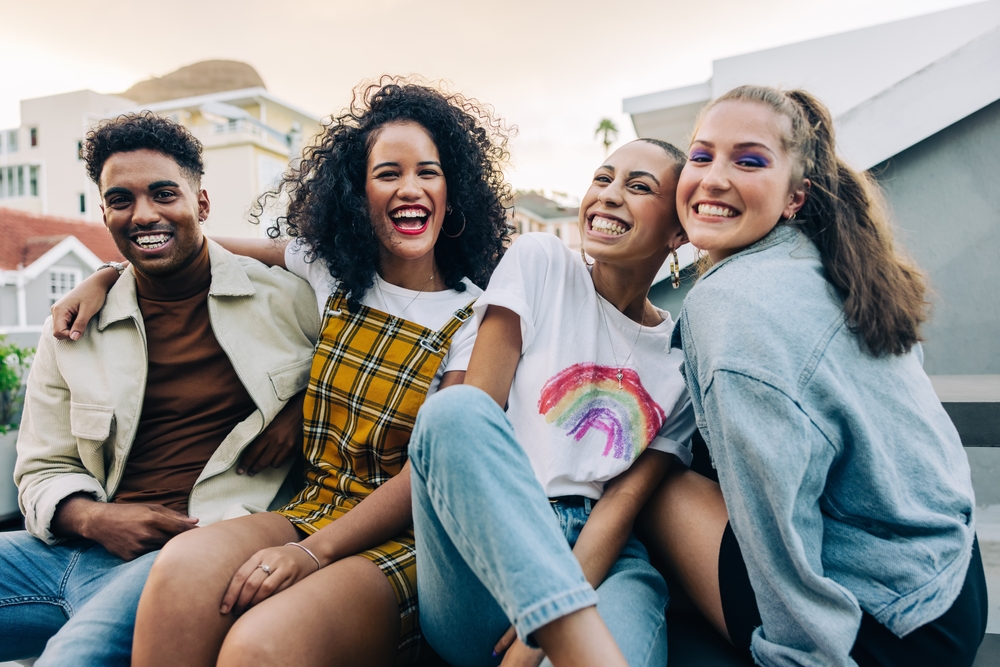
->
xmin=589 ymin=215 xmax=631 ymax=236
xmin=390 ymin=207 xmax=430 ymax=234
xmin=694 ymin=203 xmax=739 ymax=218
xmin=132 ymin=232 xmax=173 ymax=250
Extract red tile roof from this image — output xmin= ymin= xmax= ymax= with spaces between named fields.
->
xmin=0 ymin=207 xmax=123 ymax=271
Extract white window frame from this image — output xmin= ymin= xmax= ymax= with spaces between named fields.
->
xmin=48 ymin=267 xmax=83 ymax=305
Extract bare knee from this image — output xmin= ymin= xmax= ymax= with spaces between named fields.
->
xmin=218 ymin=620 xmax=284 ymax=667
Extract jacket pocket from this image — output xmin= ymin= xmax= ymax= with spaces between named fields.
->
xmin=268 ymin=357 xmax=312 ymax=401
xmin=70 ymin=403 xmax=115 ymax=486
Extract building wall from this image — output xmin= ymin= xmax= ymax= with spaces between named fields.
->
xmin=873 ymin=98 xmax=1000 ymax=374
xmin=18 ymin=90 xmax=137 ymax=222
xmin=200 ymin=143 xmax=273 ymax=238
xmin=0 ymin=285 xmax=17 ymax=328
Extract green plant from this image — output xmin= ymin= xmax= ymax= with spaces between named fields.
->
xmin=595 ymin=118 xmax=619 ymax=156
xmin=0 ymin=335 xmax=33 ymax=434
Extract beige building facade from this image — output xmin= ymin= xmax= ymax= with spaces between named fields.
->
xmin=0 ymin=86 xmax=321 ymax=238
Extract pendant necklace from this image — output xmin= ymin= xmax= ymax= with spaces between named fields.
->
xmin=598 ymin=297 xmax=645 ymax=390
xmin=375 ymin=272 xmax=436 ymax=319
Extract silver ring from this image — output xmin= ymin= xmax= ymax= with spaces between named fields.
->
xmin=259 ymin=563 xmax=271 ymax=575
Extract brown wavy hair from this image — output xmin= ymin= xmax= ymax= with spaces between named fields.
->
xmin=699 ymin=85 xmax=929 ymax=357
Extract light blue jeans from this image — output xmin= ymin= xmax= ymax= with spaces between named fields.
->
xmin=0 ymin=530 xmax=156 ymax=666
xmin=410 ymin=385 xmax=669 ymax=667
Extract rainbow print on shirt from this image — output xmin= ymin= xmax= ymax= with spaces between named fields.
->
xmin=537 ymin=363 xmax=667 ymax=461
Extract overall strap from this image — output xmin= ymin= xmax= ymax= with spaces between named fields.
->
xmin=420 ymin=300 xmax=476 ymax=353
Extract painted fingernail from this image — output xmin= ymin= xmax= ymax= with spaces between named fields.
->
xmin=491 ymin=650 xmax=498 ymax=658
xmin=237 ymin=468 xmax=245 ymax=475
xmin=70 ymin=332 xmax=81 ymax=340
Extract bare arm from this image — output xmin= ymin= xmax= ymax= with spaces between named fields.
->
xmin=464 ymin=305 xmax=522 ymax=406
xmin=573 ymin=449 xmax=673 ymax=587
xmin=220 ymin=367 xmax=468 ymax=614
xmin=51 ymin=266 xmax=122 ymax=340
xmin=211 ymin=236 xmax=289 ymax=268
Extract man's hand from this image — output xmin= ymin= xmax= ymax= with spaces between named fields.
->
xmin=52 ymin=494 xmax=198 ymax=561
xmin=238 ymin=391 xmax=305 ymax=475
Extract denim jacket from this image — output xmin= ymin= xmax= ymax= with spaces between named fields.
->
xmin=672 ymin=225 xmax=975 ymax=667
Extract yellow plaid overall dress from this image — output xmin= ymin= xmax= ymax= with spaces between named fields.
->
xmin=277 ymin=288 xmax=474 ymax=665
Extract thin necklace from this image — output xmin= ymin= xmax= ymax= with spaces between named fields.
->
xmin=375 ymin=272 xmax=436 ymax=319
xmin=598 ymin=297 xmax=645 ymax=390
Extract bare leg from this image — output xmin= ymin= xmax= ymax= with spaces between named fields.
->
xmin=217 ymin=555 xmax=399 ymax=667
xmin=535 ymin=607 xmax=629 ymax=667
xmin=132 ymin=512 xmax=299 ymax=667
xmin=636 ymin=466 xmax=731 ymax=641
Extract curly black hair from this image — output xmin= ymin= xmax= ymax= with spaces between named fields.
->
xmin=82 ymin=111 xmax=204 ymax=186
xmin=256 ymin=77 xmax=513 ymax=305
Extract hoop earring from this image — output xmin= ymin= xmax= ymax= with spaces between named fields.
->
xmin=670 ymin=250 xmax=681 ymax=289
xmin=786 ymin=211 xmax=796 ymax=222
xmin=580 ymin=246 xmax=593 ymax=267
xmin=443 ymin=210 xmax=466 ymax=238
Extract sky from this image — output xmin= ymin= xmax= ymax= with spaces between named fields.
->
xmin=0 ymin=0 xmax=982 ymax=197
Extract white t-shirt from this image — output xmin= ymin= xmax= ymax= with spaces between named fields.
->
xmin=285 ymin=240 xmax=481 ymax=394
xmin=475 ymin=233 xmax=695 ymax=499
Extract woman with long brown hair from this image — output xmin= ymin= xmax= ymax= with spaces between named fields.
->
xmin=639 ymin=85 xmax=988 ymax=667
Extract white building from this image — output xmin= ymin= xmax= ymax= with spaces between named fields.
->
xmin=0 ymin=63 xmax=321 ymax=238
xmin=0 ymin=207 xmax=123 ymax=348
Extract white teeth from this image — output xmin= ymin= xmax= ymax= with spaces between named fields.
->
xmin=135 ymin=233 xmax=170 ymax=248
xmin=697 ymin=204 xmax=737 ymax=218
xmin=392 ymin=209 xmax=427 ymax=219
xmin=591 ymin=216 xmax=628 ymax=236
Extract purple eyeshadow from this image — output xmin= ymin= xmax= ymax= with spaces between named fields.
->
xmin=737 ymin=153 xmax=769 ymax=167
xmin=690 ymin=149 xmax=712 ymax=160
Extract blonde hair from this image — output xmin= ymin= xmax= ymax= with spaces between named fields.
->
xmin=698 ymin=85 xmax=929 ymax=356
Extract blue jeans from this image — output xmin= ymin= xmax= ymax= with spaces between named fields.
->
xmin=0 ymin=530 xmax=156 ymax=666
xmin=410 ymin=385 xmax=669 ymax=667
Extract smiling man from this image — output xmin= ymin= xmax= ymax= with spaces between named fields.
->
xmin=0 ymin=113 xmax=320 ymax=666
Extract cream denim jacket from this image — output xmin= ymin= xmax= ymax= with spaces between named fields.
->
xmin=15 ymin=240 xmax=321 ymax=543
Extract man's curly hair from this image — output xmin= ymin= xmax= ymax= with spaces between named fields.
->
xmin=257 ymin=77 xmax=513 ymax=305
xmin=82 ymin=111 xmax=204 ymax=186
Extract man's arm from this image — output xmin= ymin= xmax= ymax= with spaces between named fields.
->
xmin=52 ymin=493 xmax=197 ymax=561
xmin=15 ymin=323 xmax=197 ymax=557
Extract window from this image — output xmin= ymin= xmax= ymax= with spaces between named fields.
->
xmin=2 ymin=166 xmax=16 ymax=197
xmin=79 ymin=193 xmax=86 ymax=213
xmin=29 ymin=127 xmax=38 ymax=147
xmin=16 ymin=166 xmax=24 ymax=196
xmin=6 ymin=129 xmax=17 ymax=153
xmin=49 ymin=269 xmax=81 ymax=305
xmin=29 ymin=166 xmax=38 ymax=196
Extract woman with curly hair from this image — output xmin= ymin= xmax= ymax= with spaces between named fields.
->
xmin=55 ymin=78 xmax=512 ymax=667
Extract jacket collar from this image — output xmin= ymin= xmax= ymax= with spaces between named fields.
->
xmin=98 ymin=239 xmax=256 ymax=330
xmin=698 ymin=224 xmax=804 ymax=283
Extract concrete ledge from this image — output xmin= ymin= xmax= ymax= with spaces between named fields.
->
xmin=931 ymin=375 xmax=1000 ymax=447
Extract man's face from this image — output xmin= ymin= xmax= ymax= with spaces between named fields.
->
xmin=100 ymin=149 xmax=209 ymax=277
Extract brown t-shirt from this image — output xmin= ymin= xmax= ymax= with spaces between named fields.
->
xmin=114 ymin=241 xmax=257 ymax=514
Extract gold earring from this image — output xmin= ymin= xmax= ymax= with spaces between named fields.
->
xmin=580 ymin=246 xmax=593 ymax=267
xmin=670 ymin=250 xmax=681 ymax=289
xmin=443 ymin=210 xmax=466 ymax=238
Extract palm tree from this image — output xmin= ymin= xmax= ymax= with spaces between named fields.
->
xmin=595 ymin=118 xmax=619 ymax=156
